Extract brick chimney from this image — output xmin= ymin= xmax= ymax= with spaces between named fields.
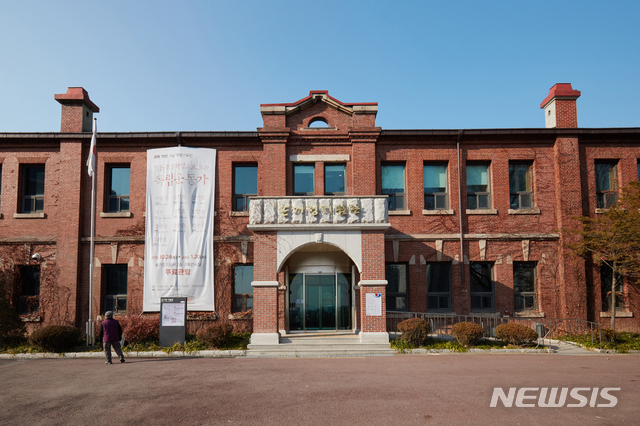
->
xmin=540 ymin=83 xmax=581 ymax=128
xmin=54 ymin=87 xmax=100 ymax=133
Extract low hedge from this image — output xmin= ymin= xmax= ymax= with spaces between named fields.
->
xmin=600 ymin=328 xmax=619 ymax=343
xmin=397 ymin=318 xmax=431 ymax=347
xmin=196 ymin=323 xmax=234 ymax=349
xmin=0 ymin=286 xmax=26 ymax=348
xmin=451 ymin=321 xmax=484 ymax=346
xmin=29 ymin=325 xmax=81 ymax=352
xmin=494 ymin=323 xmax=538 ymax=346
xmin=115 ymin=315 xmax=160 ymax=344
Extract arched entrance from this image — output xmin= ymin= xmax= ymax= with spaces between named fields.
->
xmin=284 ymin=245 xmax=356 ymax=333
xmin=247 ymin=198 xmax=390 ymax=346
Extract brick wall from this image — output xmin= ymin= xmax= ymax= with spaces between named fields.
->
xmin=60 ymin=104 xmax=86 ymax=133
xmin=360 ymin=285 xmax=387 ymax=333
xmin=3 ymin=86 xmax=640 ymax=337
xmin=251 ymin=232 xmax=279 ymax=333
xmin=360 ymin=231 xmax=387 ymax=332
xmin=553 ymin=136 xmax=588 ymax=319
xmin=555 ymin=99 xmax=579 ymax=128
xmin=260 ymin=141 xmax=287 ymax=196
xmin=252 ymin=286 xmax=278 ymax=333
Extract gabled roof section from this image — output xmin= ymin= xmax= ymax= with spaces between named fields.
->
xmin=260 ymin=90 xmax=378 ymax=116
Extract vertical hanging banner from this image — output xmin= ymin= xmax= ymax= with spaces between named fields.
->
xmin=143 ymin=147 xmax=216 ymax=312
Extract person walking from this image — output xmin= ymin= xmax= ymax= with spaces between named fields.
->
xmin=98 ymin=311 xmax=125 ymax=364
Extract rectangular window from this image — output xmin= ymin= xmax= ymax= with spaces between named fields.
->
xmin=381 ymin=164 xmax=406 ymax=210
xmin=233 ymin=164 xmax=258 ymax=211
xmin=601 ymin=264 xmax=624 ymax=311
xmin=513 ymin=262 xmax=537 ymax=311
xmin=324 ymin=164 xmax=345 ymax=196
xmin=293 ymin=164 xmax=315 ymax=196
xmin=470 ymin=262 xmax=494 ymax=312
xmin=509 ymin=162 xmax=533 ymax=209
xmin=466 ymin=163 xmax=491 ymax=210
xmin=21 ymin=165 xmax=45 ymax=213
xmin=595 ymin=162 xmax=618 ymax=208
xmin=385 ymin=263 xmax=408 ymax=311
xmin=106 ymin=165 xmax=130 ymax=212
xmin=104 ymin=264 xmax=127 ymax=314
xmin=426 ymin=263 xmax=451 ymax=311
xmin=424 ymin=163 xmax=448 ymax=210
xmin=233 ymin=265 xmax=254 ymax=312
xmin=18 ymin=266 xmax=40 ymax=315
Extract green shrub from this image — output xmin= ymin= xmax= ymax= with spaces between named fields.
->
xmin=29 ymin=325 xmax=81 ymax=352
xmin=559 ymin=331 xmax=639 ymax=352
xmin=0 ymin=286 xmax=26 ymax=349
xmin=390 ymin=337 xmax=415 ymax=352
xmin=196 ymin=323 xmax=234 ymax=349
xmin=163 ymin=337 xmax=208 ymax=353
xmin=600 ymin=328 xmax=619 ymax=343
xmin=473 ymin=338 xmax=510 ymax=350
xmin=219 ymin=332 xmax=251 ymax=350
xmin=422 ymin=339 xmax=467 ymax=352
xmin=494 ymin=323 xmax=538 ymax=346
xmin=116 ymin=315 xmax=159 ymax=344
xmin=451 ymin=321 xmax=484 ymax=346
xmin=397 ymin=318 xmax=431 ymax=347
xmin=608 ymin=332 xmax=640 ymax=353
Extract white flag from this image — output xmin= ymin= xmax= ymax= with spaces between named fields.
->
xmin=86 ymin=119 xmax=96 ymax=176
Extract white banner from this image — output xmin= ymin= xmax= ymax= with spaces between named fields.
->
xmin=143 ymin=147 xmax=216 ymax=311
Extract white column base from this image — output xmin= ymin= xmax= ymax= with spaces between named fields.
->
xmin=359 ymin=332 xmax=389 ymax=344
xmin=250 ymin=332 xmax=280 ymax=345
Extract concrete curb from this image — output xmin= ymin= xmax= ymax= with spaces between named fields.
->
xmin=244 ymin=353 xmax=395 ymax=358
xmin=393 ymin=348 xmax=554 ymax=354
xmin=2 ymin=348 xmax=555 ymax=358
xmin=6 ymin=344 xmax=638 ymax=359
xmin=0 ymin=350 xmax=247 ymax=359
xmin=591 ymin=349 xmax=640 ymax=354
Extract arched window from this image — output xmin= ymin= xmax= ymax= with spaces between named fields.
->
xmin=308 ymin=117 xmax=330 ymax=128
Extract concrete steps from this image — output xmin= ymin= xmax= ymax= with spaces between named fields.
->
xmin=247 ymin=333 xmax=395 ymax=357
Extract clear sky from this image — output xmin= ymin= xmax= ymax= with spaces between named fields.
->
xmin=0 ymin=1 xmax=638 ymax=132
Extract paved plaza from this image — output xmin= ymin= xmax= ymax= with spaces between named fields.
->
xmin=1 ymin=353 xmax=638 ymax=425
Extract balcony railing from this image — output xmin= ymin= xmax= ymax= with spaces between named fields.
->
xmin=248 ymin=196 xmax=389 ymax=229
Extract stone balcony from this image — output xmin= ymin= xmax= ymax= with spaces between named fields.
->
xmin=247 ymin=196 xmax=390 ymax=231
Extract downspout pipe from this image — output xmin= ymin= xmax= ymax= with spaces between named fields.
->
xmin=457 ymin=130 xmax=465 ymax=285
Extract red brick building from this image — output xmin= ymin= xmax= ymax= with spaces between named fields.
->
xmin=1 ymin=84 xmax=639 ymax=346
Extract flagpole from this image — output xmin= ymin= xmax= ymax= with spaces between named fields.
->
xmin=86 ymin=118 xmax=97 ymax=346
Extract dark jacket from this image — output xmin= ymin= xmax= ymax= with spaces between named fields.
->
xmin=98 ymin=318 xmax=123 ymax=343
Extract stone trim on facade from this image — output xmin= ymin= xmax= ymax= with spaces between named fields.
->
xmin=600 ymin=311 xmax=633 ymax=318
xmin=251 ymin=281 xmax=280 ymax=287
xmin=248 ymin=196 xmax=389 ymax=228
xmin=359 ymin=280 xmax=388 ymax=286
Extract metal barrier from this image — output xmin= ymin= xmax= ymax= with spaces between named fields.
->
xmin=386 ymin=311 xmax=603 ymax=348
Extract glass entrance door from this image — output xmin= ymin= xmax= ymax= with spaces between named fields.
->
xmin=289 ymin=273 xmax=352 ymax=332
xmin=305 ymin=275 xmax=336 ymax=330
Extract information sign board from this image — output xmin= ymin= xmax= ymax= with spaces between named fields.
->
xmin=159 ymin=297 xmax=187 ymax=346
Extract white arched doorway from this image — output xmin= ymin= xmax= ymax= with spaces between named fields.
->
xmin=284 ymin=244 xmax=357 ymax=333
